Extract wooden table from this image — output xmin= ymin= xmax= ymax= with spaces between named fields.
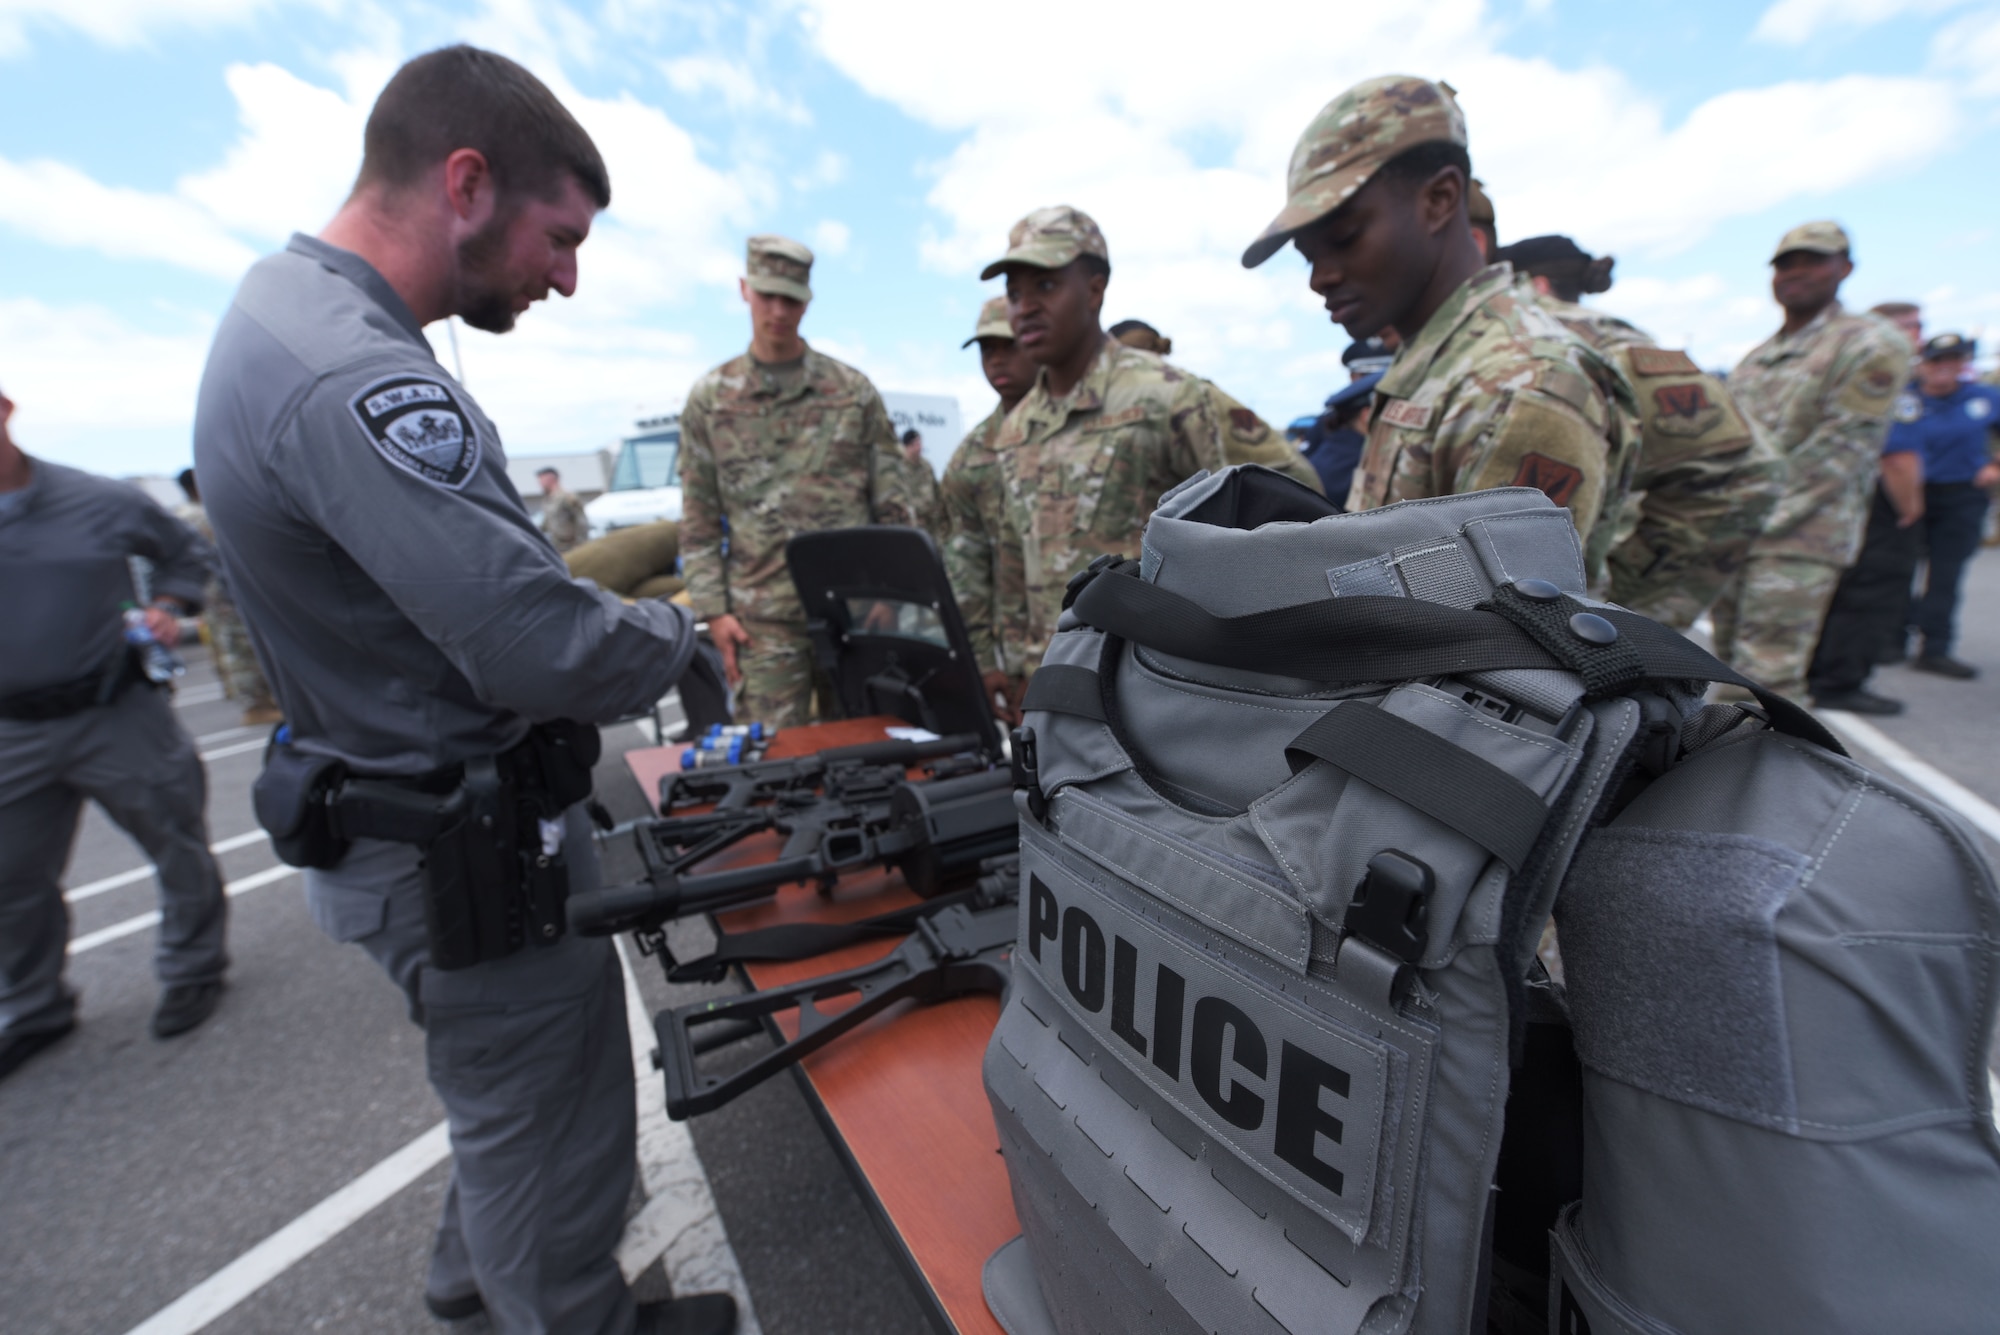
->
xmin=624 ymin=719 xmax=1016 ymax=1335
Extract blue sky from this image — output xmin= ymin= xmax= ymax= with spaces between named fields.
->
xmin=3 ymin=0 xmax=1996 ymax=479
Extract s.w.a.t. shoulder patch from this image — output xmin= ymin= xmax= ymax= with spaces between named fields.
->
xmin=348 ymin=374 xmax=481 ymax=490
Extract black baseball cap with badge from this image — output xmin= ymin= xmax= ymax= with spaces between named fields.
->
xmin=1923 ymin=332 xmax=1976 ymax=362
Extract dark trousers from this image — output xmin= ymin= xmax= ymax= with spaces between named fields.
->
xmin=0 ymin=683 xmax=229 ymax=1037
xmin=1912 ymin=482 xmax=1990 ymax=657
xmin=1809 ymin=488 xmax=1924 ymax=696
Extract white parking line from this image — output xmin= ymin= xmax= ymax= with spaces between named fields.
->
xmin=118 ymin=1121 xmax=452 ymax=1335
xmin=68 ymin=865 xmax=296 ymax=955
xmin=108 ymin=937 xmax=759 ymax=1335
xmin=199 ymin=738 xmax=267 ymax=763
xmin=613 ymin=937 xmax=761 ymax=1332
xmin=193 ymin=724 xmax=259 ymax=748
xmin=172 ymin=685 xmax=226 ymax=708
xmin=1821 ymin=715 xmax=2000 ymax=843
xmin=66 ymin=830 xmax=271 ymax=904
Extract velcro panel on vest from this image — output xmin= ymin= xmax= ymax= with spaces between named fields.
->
xmin=1252 ymin=682 xmax=1585 ymax=969
xmin=986 ymin=824 xmax=1435 ymax=1333
xmin=1054 ymin=787 xmax=1312 ymax=974
xmin=1554 ymin=730 xmax=2000 ymax=1333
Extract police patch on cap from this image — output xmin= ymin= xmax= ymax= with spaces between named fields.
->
xmin=348 ymin=374 xmax=481 ymax=490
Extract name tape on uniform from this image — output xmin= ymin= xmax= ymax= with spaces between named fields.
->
xmin=348 ymin=374 xmax=482 ymax=490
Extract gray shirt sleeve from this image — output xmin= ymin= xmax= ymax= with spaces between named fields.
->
xmin=133 ymin=492 xmax=216 ymax=612
xmin=276 ymin=369 xmax=695 ymax=725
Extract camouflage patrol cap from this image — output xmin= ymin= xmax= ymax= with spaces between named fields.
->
xmin=745 ymin=234 xmax=813 ymax=302
xmin=979 ymin=205 xmax=1110 ymax=281
xmin=1771 ymin=220 xmax=1850 ymax=263
xmin=1243 ymin=75 xmax=1468 ymax=269
xmin=1467 ymin=177 xmax=1494 ymax=228
xmin=963 ymin=296 xmax=1014 ymax=348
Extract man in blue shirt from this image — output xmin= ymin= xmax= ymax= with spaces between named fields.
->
xmin=1901 ymin=334 xmax=2000 ymax=677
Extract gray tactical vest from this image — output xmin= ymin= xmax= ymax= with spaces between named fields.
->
xmin=980 ymin=467 xmax=2000 ymax=1335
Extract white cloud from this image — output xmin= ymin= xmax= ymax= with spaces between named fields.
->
xmin=0 ymin=157 xmax=259 ymax=277
xmin=663 ymin=54 xmax=811 ymax=123
xmin=799 ymin=0 xmax=1962 ymax=418
xmin=0 ymin=0 xmax=287 ymax=57
xmin=1474 ymin=71 xmax=1958 ymax=253
xmin=1752 ymin=0 xmax=1968 ymax=45
xmin=177 ymin=61 xmax=372 ymax=241
xmin=812 ymin=218 xmax=851 ymax=255
xmin=1933 ymin=6 xmax=2000 ymax=96
xmin=792 ymin=149 xmax=847 ymax=190
xmin=0 ymin=298 xmax=218 ymax=474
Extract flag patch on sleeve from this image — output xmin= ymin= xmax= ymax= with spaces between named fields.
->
xmin=348 ymin=374 xmax=481 ymax=490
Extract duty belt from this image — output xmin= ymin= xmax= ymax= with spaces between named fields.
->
xmin=0 ymin=651 xmax=143 ymax=723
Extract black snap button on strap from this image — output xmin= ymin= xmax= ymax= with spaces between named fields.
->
xmin=1512 ymin=578 xmax=1564 ymax=602
xmin=1568 ymin=612 xmax=1618 ymax=645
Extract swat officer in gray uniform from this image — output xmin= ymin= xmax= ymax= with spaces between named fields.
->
xmin=0 ymin=382 xmax=230 ymax=1081
xmin=192 ymin=47 xmax=733 ymax=1335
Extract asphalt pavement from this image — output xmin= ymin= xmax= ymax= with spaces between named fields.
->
xmin=0 ymin=655 xmax=929 ymax=1335
xmin=8 ymin=554 xmax=2000 ymax=1334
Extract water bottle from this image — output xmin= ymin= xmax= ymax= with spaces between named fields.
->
xmin=122 ymin=603 xmax=186 ymax=684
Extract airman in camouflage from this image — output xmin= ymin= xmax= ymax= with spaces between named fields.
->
xmin=1709 ymin=221 xmax=1912 ymax=701
xmin=680 ymin=234 xmax=926 ymax=727
xmin=1495 ymin=234 xmax=1786 ymax=627
xmin=534 ymin=466 xmax=589 ymax=553
xmin=174 ymin=472 xmax=279 ymax=725
xmin=941 ymin=297 xmax=1036 ymax=718
xmin=983 ymin=205 xmax=1324 ymax=675
xmin=1244 ymin=76 xmax=1639 ymax=582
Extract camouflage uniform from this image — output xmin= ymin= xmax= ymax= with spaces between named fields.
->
xmin=681 ymin=236 xmax=924 ymax=728
xmin=904 ymin=452 xmax=945 ymax=536
xmin=1543 ymin=299 xmax=1787 ymax=627
xmin=1712 ymin=235 xmax=1912 ymax=700
xmin=178 ymin=501 xmax=277 ymax=719
xmin=540 ymin=487 xmax=588 ymax=553
xmin=941 ymin=297 xmax=1026 ymax=673
xmin=1239 ymin=77 xmax=1639 ymax=583
xmin=979 ymin=208 xmax=1324 ymax=674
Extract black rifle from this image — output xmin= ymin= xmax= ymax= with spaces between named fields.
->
xmin=565 ymin=734 xmax=1016 ymax=939
xmin=654 ymin=853 xmax=1019 ymax=1118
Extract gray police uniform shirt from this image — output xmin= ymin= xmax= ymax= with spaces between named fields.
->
xmin=193 ymin=234 xmax=696 ymax=775
xmin=0 ymin=459 xmax=213 ymax=698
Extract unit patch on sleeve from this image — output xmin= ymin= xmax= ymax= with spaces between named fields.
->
xmin=1511 ymin=452 xmax=1584 ymax=507
xmin=348 ymin=374 xmax=481 ymax=490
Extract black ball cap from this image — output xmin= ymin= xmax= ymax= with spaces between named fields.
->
xmin=1513 ymin=578 xmax=1564 ymax=602
xmin=1569 ymin=612 xmax=1618 ymax=645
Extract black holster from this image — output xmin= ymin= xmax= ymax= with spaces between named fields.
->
xmin=254 ymin=721 xmax=602 ymax=970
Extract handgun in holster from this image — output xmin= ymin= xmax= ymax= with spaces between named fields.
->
xmin=254 ymin=722 xmax=598 ymax=971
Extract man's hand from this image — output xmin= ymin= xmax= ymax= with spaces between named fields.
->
xmin=709 ymin=613 xmax=752 ymax=687
xmin=1977 ymin=461 xmax=2000 ymax=490
xmin=983 ymin=670 xmax=1027 ymax=725
xmin=1880 ymin=451 xmax=1925 ymax=528
xmin=144 ymin=604 xmax=183 ymax=648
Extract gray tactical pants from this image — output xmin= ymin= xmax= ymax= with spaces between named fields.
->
xmin=0 ymin=683 xmax=229 ymax=1037
xmin=304 ymin=804 xmax=639 ymax=1335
